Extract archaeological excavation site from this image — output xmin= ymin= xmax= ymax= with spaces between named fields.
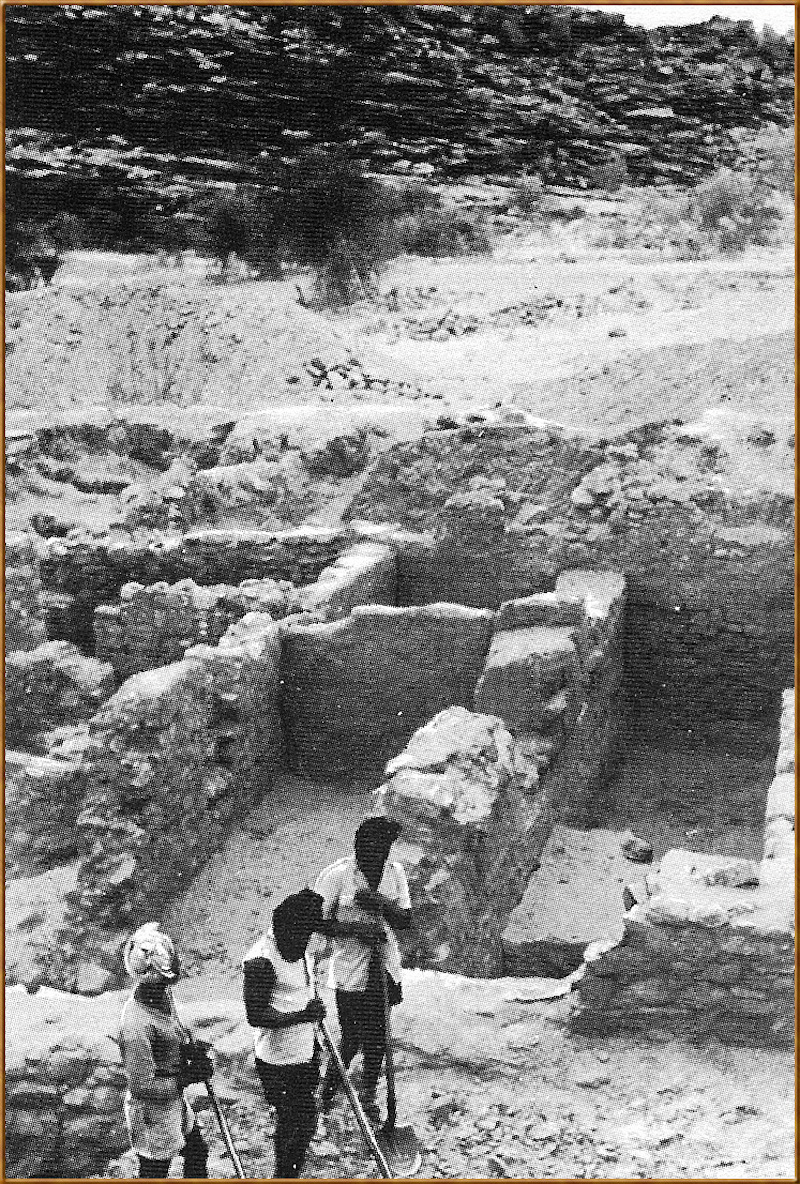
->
xmin=5 ymin=5 xmax=796 ymax=1178
xmin=5 ymin=401 xmax=795 ymax=1178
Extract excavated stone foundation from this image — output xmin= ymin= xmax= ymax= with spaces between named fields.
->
xmin=5 ymin=419 xmax=793 ymax=1045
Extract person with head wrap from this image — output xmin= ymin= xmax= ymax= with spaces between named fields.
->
xmin=119 ymin=922 xmax=211 ymax=1179
xmin=311 ymin=816 xmax=411 ymax=1126
xmin=243 ymin=888 xmax=330 ymax=1179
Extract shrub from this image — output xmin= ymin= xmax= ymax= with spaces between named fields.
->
xmin=6 ymin=221 xmax=64 ymax=291
xmin=693 ymin=168 xmax=781 ymax=251
xmin=390 ymin=206 xmax=492 ymax=258
xmin=198 ymin=191 xmax=282 ymax=280
xmin=512 ymin=175 xmax=544 ymax=218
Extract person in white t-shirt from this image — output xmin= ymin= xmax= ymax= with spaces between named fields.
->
xmin=243 ymin=889 xmax=330 ymax=1179
xmin=312 ymin=816 xmax=412 ymax=1126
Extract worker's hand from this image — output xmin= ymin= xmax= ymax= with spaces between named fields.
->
xmin=353 ymin=921 xmax=387 ymax=943
xmin=354 ymin=887 xmax=384 ymax=913
xmin=304 ymin=997 xmax=326 ymax=1021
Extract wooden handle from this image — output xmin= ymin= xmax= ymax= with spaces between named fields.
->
xmin=317 ymin=1016 xmax=393 ymax=1179
xmin=375 ymin=941 xmax=397 ymax=1131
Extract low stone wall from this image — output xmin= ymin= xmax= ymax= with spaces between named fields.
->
xmin=5 ymin=531 xmax=47 ymax=653
xmin=377 ymin=707 xmax=550 ymax=976
xmin=281 ymin=603 xmax=495 ymax=779
xmin=5 ymin=988 xmax=130 ymax=1179
xmin=39 ymin=526 xmax=350 ymax=647
xmin=94 ymin=576 xmax=297 ymax=679
xmin=574 ymin=687 xmax=795 ymax=1046
xmin=5 ymin=640 xmax=115 ymax=751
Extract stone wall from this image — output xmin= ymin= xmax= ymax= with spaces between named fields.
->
xmin=348 ymin=421 xmax=795 ymax=733
xmin=475 ymin=570 xmax=627 ymax=823
xmin=94 ymin=576 xmax=298 ymax=679
xmin=377 ymin=707 xmax=550 ymax=977
xmin=5 ymin=531 xmax=47 ymax=652
xmin=5 ymin=640 xmax=115 ymax=751
xmin=6 ymin=750 xmax=83 ymax=877
xmin=5 ymin=988 xmax=130 ymax=1179
xmin=53 ymin=623 xmax=283 ymax=993
xmin=39 ymin=526 xmax=350 ymax=648
xmin=574 ymin=687 xmax=795 ymax=1046
xmin=281 ymin=603 xmax=494 ymax=780
xmin=298 ymin=541 xmax=396 ymax=621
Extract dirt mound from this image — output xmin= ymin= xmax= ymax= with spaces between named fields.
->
xmin=5 ymin=279 xmax=426 ymax=413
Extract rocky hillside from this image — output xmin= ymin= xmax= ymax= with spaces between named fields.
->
xmin=6 ymin=6 xmax=794 ymax=239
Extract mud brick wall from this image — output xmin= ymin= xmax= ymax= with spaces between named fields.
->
xmin=281 ymin=603 xmax=495 ymax=779
xmin=5 ymin=531 xmax=48 ymax=652
xmin=574 ymin=688 xmax=795 ymax=1047
xmin=625 ymin=600 xmax=790 ymax=736
xmin=94 ymin=576 xmax=297 ymax=679
xmin=5 ymin=989 xmax=129 ymax=1179
xmin=59 ymin=625 xmax=283 ymax=992
xmin=39 ymin=527 xmax=349 ymax=647
xmin=5 ymin=640 xmax=115 ymax=751
xmin=377 ymin=707 xmax=551 ymax=977
xmin=6 ymin=751 xmax=83 ymax=877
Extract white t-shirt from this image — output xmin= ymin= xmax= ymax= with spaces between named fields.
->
xmin=243 ymin=932 xmax=316 ymax=1065
xmin=312 ymin=856 xmax=410 ymax=992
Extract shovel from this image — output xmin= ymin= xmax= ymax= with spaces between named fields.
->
xmin=374 ymin=942 xmax=423 ymax=1178
xmin=204 ymin=1079 xmax=246 ymax=1179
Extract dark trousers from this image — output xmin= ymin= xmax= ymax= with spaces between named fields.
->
xmin=335 ymin=981 xmax=387 ymax=1093
xmin=256 ymin=1056 xmax=320 ymax=1180
xmin=138 ymin=1124 xmax=209 ymax=1178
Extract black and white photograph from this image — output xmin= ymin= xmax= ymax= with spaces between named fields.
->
xmin=4 ymin=3 xmax=795 ymax=1179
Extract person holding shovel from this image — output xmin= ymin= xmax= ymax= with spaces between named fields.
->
xmin=243 ymin=887 xmax=333 ymax=1179
xmin=313 ymin=816 xmax=412 ymax=1128
xmin=119 ymin=922 xmax=213 ymax=1179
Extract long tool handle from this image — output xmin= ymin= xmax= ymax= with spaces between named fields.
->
xmin=205 ymin=1080 xmax=246 ymax=1179
xmin=317 ymin=1017 xmax=393 ymax=1179
xmin=375 ymin=941 xmax=397 ymax=1132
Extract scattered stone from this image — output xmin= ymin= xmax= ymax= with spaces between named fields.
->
xmin=621 ymin=830 xmax=654 ymax=864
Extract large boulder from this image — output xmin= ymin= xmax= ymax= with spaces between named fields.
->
xmin=377 ymin=706 xmax=552 ymax=976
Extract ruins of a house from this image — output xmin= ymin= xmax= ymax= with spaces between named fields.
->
xmin=5 ymin=414 xmax=795 ymax=1177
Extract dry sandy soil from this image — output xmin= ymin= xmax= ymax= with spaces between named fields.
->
xmin=7 ymin=221 xmax=795 ymax=1179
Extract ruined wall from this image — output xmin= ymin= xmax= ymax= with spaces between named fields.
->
xmin=5 ymin=531 xmax=47 ymax=652
xmin=475 ymin=570 xmax=626 ymax=823
xmin=94 ymin=576 xmax=297 ymax=678
xmin=39 ymin=526 xmax=350 ymax=647
xmin=348 ymin=422 xmax=795 ymax=732
xmin=574 ymin=688 xmax=795 ymax=1046
xmin=298 ymin=541 xmax=396 ymax=621
xmin=5 ymin=640 xmax=115 ymax=751
xmin=54 ymin=623 xmax=283 ymax=993
xmin=6 ymin=750 xmax=83 ymax=876
xmin=377 ymin=707 xmax=550 ymax=977
xmin=5 ymin=989 xmax=129 ymax=1179
xmin=281 ymin=603 xmax=495 ymax=779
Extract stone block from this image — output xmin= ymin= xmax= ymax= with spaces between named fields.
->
xmin=474 ymin=626 xmax=580 ymax=734
xmin=378 ymin=707 xmax=546 ymax=976
xmin=496 ymin=591 xmax=585 ymax=631
xmin=299 ymin=541 xmax=396 ymax=621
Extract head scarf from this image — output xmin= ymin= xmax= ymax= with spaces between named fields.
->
xmin=123 ymin=922 xmax=178 ymax=983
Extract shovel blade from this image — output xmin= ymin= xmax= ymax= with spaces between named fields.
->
xmin=376 ymin=1125 xmax=423 ymax=1178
